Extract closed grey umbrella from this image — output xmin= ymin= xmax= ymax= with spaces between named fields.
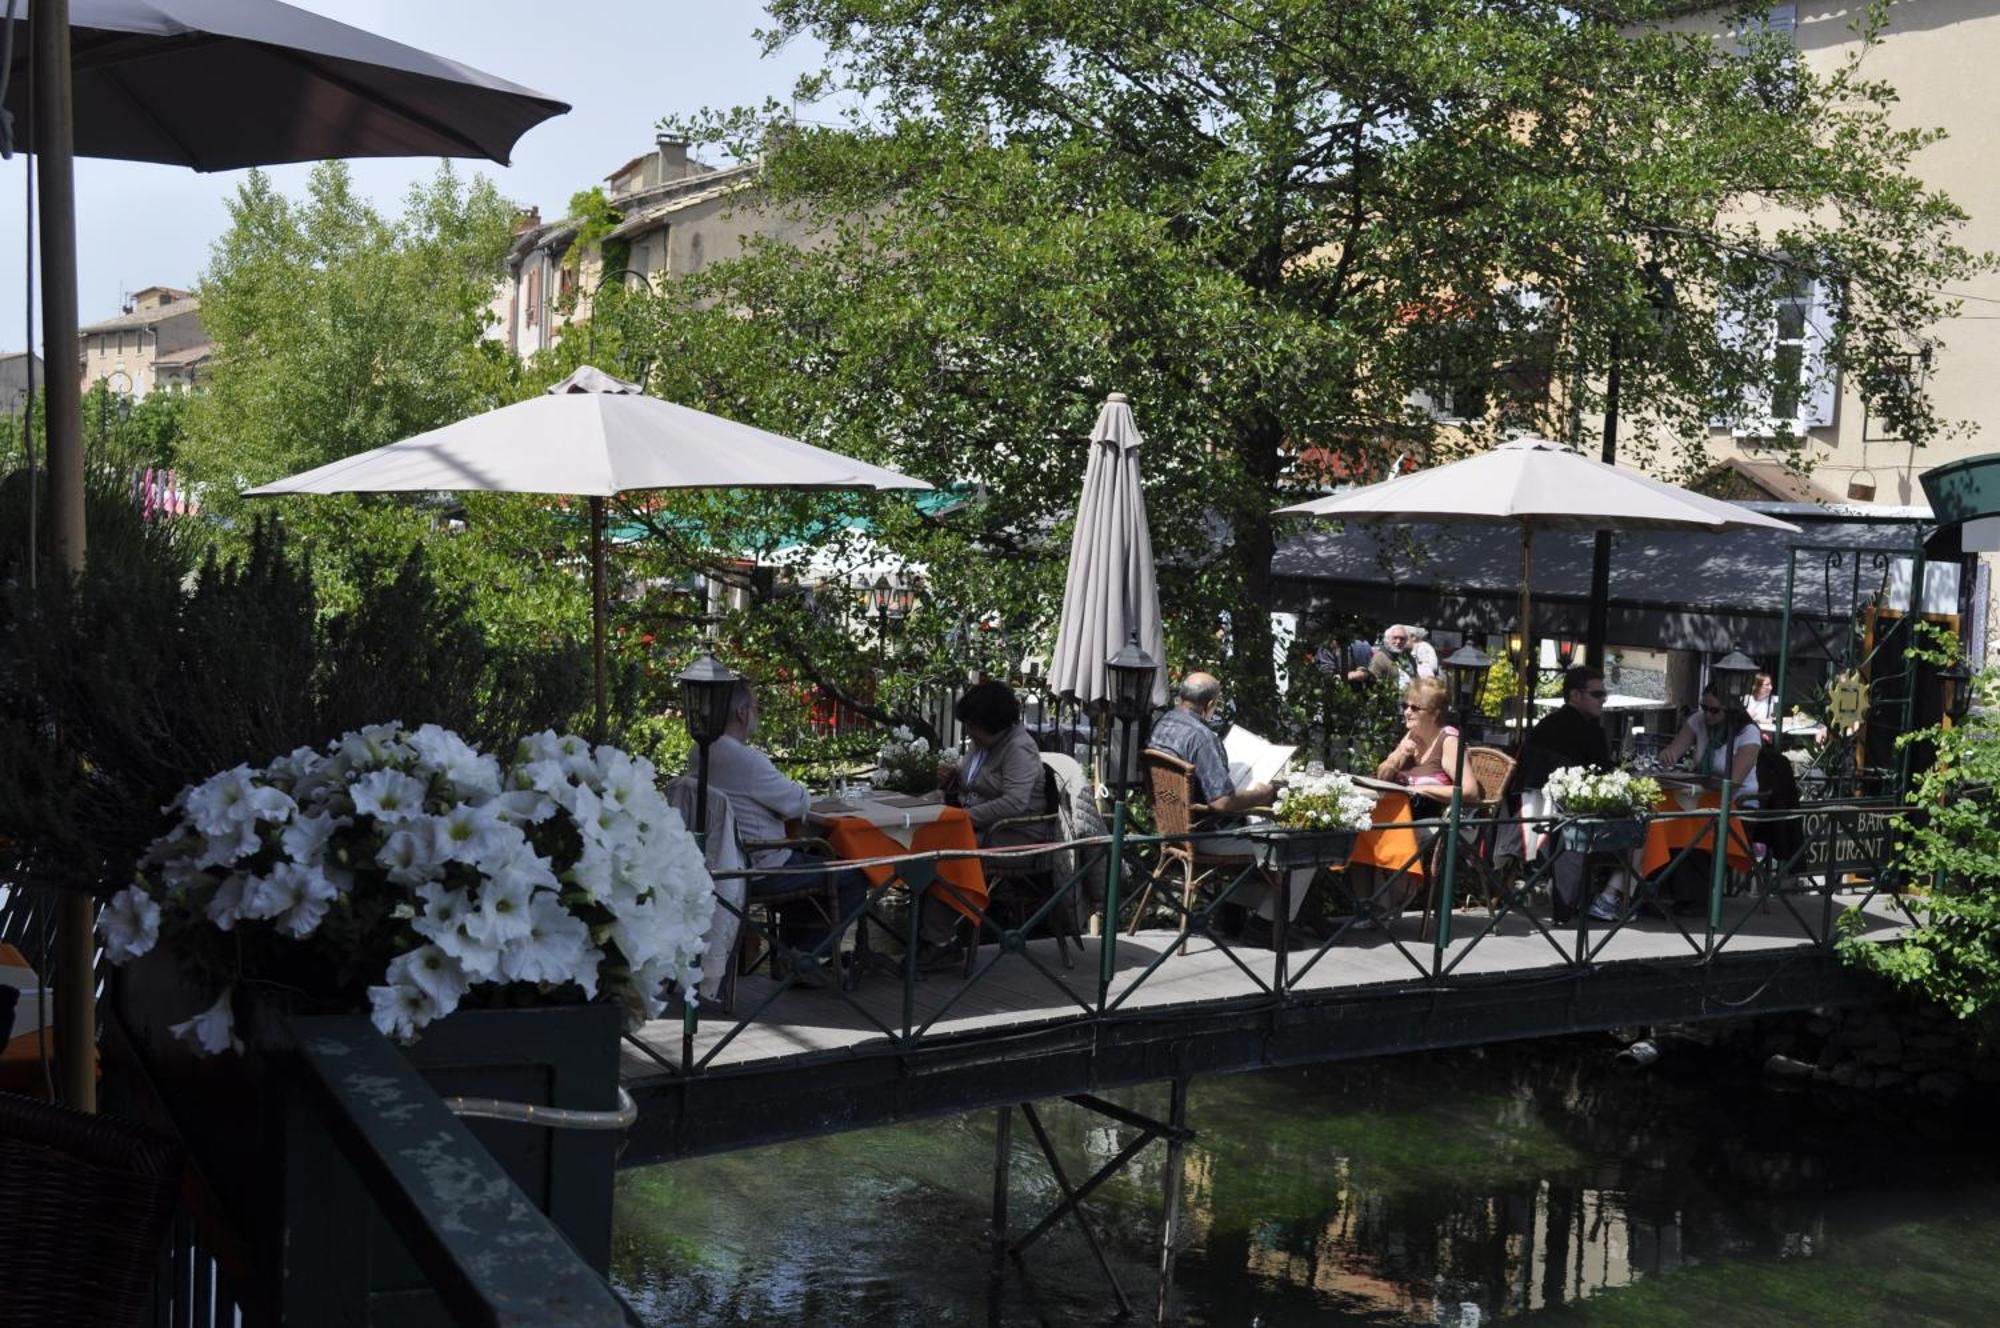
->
xmin=6 ymin=0 xmax=568 ymax=169
xmin=1048 ymin=393 xmax=1168 ymax=710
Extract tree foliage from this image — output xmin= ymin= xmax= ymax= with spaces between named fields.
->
xmin=1840 ymin=630 xmax=2000 ymax=1018
xmin=638 ymin=0 xmax=1985 ymax=726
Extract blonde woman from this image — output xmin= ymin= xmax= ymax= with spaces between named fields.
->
xmin=1375 ymin=676 xmax=1462 ymax=803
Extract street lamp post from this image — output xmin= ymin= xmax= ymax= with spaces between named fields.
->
xmin=678 ymin=650 xmax=741 ymax=842
xmin=1709 ymin=646 xmax=1760 ymax=706
xmin=1441 ymin=642 xmax=1495 ymax=787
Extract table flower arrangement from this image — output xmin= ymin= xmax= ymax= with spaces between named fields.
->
xmin=871 ymin=725 xmax=938 ymax=796
xmin=1545 ymin=765 xmax=1660 ymax=853
xmin=98 ymin=722 xmax=716 ymax=1055
xmin=1544 ymin=765 xmax=1661 ymax=818
xmin=1273 ymin=769 xmax=1379 ymax=832
xmin=1256 ymin=768 xmax=1376 ymax=868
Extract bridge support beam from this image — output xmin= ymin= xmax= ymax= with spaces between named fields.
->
xmin=990 ymin=1088 xmax=1197 ymax=1322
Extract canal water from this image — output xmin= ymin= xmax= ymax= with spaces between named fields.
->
xmin=611 ymin=1034 xmax=2000 ymax=1325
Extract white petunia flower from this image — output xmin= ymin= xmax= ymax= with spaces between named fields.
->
xmin=367 ymin=981 xmax=438 ymax=1042
xmin=409 ymin=724 xmax=503 ymax=798
xmin=377 ymin=824 xmax=446 ymax=887
xmin=335 ymin=722 xmax=411 ymax=772
xmin=99 ymin=885 xmax=161 ymax=963
xmin=499 ymin=892 xmax=596 ymax=991
xmin=170 ymin=987 xmax=244 ymax=1056
xmin=431 ymin=801 xmax=515 ymax=866
xmin=242 ymin=861 xmax=339 ymax=937
xmin=349 ymin=768 xmax=431 ymax=823
xmin=385 ymin=944 xmax=470 ymax=1016
xmin=280 ymin=810 xmax=342 ymax=865
xmin=205 ymin=874 xmax=251 ymax=930
xmin=462 ymin=872 xmax=535 ymax=946
xmin=489 ymin=787 xmax=558 ymax=825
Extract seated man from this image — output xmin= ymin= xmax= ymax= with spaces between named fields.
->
xmin=1513 ymin=665 xmax=1614 ymax=921
xmin=703 ymin=681 xmax=866 ymax=984
xmin=1146 ymin=672 xmax=1309 ymax=949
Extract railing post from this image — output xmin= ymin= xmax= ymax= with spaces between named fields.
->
xmin=1706 ymin=779 xmax=1732 ymax=958
xmin=1432 ymin=788 xmax=1462 ymax=979
xmin=1099 ymin=798 xmax=1127 ymax=1013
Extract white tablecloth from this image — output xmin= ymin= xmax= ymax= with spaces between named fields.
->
xmin=808 ymin=793 xmax=952 ymax=850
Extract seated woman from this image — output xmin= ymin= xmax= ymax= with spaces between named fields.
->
xmin=1744 ymin=672 xmax=1778 ymax=726
xmin=1351 ymin=678 xmax=1461 ymax=925
xmin=1659 ymin=688 xmax=1762 ymax=802
xmin=1374 ymin=677 xmax=1461 ymax=803
xmin=942 ymin=680 xmax=1051 ymax=847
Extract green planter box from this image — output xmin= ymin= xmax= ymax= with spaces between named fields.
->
xmin=111 ymin=955 xmax=622 ymax=1323
xmin=1251 ymin=827 xmax=1358 ymax=869
xmin=1557 ymin=816 xmax=1647 ymax=854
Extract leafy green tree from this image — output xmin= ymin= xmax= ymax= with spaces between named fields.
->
xmin=639 ymin=0 xmax=1984 ymax=727
xmin=181 ymin=160 xmax=520 ymax=495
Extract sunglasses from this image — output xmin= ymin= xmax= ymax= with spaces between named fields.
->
xmin=1700 ymin=703 xmax=1723 ymax=714
xmin=1584 ymin=689 xmax=1608 ymax=699
xmin=1400 ymin=701 xmax=1428 ymax=712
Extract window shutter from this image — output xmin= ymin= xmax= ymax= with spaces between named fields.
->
xmin=1800 ymin=276 xmax=1839 ymax=428
xmin=1711 ymin=296 xmax=1772 ymax=432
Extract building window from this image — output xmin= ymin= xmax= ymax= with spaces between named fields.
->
xmin=525 ymin=263 xmax=541 ymax=327
xmin=1713 ymin=259 xmax=1839 ymax=438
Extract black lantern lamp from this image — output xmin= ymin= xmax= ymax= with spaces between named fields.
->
xmin=1105 ymin=632 xmax=1159 ymax=791
xmin=1505 ymin=631 xmax=1526 ymax=668
xmin=1710 ymin=646 xmax=1760 ymax=706
xmin=679 ymin=651 xmax=741 ymax=841
xmin=1441 ymin=642 xmax=1494 ymax=787
xmin=1941 ymin=655 xmax=1974 ymax=724
xmin=1441 ymin=643 xmax=1494 ymax=733
xmin=1555 ymin=626 xmax=1580 ymax=672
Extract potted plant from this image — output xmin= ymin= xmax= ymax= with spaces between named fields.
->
xmin=871 ymin=725 xmax=940 ymax=796
xmin=1255 ymin=768 xmax=1378 ymax=867
xmin=100 ymin=721 xmax=717 ymax=1280
xmin=1544 ymin=765 xmax=1661 ymax=853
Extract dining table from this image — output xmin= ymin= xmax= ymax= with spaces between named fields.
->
xmin=1638 ymin=778 xmax=1758 ymax=877
xmin=1343 ymin=780 xmax=1427 ymax=877
xmin=808 ymin=792 xmax=988 ymax=921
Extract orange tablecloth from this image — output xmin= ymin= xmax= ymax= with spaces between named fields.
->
xmin=1346 ymin=792 xmax=1424 ymax=876
xmin=1639 ymin=792 xmax=1757 ymax=877
xmin=820 ymin=805 xmax=988 ymax=921
xmin=1 ymin=941 xmax=62 ymax=1100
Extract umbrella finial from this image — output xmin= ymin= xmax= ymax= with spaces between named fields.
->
xmin=1106 ymin=392 xmax=1129 ymax=403
xmin=550 ymin=365 xmax=645 ymax=396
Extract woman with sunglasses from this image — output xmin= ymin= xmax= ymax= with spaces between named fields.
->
xmin=1659 ymin=688 xmax=1763 ymax=801
xmin=1375 ymin=678 xmax=1462 ymax=800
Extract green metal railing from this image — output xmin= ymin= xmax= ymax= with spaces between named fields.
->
xmin=649 ymin=786 xmax=1917 ymax=1077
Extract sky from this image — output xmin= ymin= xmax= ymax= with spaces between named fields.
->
xmin=0 ymin=1 xmax=830 ymax=354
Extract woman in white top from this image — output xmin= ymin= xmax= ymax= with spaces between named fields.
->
xmin=1744 ymin=672 xmax=1778 ymax=726
xmin=1659 ymin=688 xmax=1763 ymax=800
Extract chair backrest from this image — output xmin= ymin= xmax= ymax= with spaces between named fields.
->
xmin=1143 ymin=749 xmax=1200 ymax=837
xmin=661 ymin=777 xmax=747 ymax=876
xmin=1464 ymin=747 xmax=1516 ymax=807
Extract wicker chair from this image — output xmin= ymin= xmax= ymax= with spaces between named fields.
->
xmin=1417 ymin=745 xmax=1518 ymax=939
xmin=0 ymin=1092 xmax=183 ymax=1327
xmin=1132 ymin=749 xmax=1275 ymax=945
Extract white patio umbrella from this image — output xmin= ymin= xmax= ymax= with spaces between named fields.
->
xmin=246 ymin=366 xmax=932 ymax=736
xmin=1272 ymin=435 xmax=1801 ymax=715
xmin=1048 ymin=393 xmax=1168 ymax=710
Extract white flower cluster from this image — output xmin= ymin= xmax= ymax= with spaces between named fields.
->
xmin=871 ymin=725 xmax=937 ymax=795
xmin=99 ymin=723 xmax=716 ymax=1054
xmin=1544 ymin=765 xmax=1661 ymax=818
xmin=1273 ymin=769 xmax=1378 ymax=832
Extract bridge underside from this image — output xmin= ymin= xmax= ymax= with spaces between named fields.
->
xmin=620 ymin=899 xmax=1900 ymax=1166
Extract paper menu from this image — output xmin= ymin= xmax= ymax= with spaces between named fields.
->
xmin=1223 ymin=725 xmax=1296 ymax=790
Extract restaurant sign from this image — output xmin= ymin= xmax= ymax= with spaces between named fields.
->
xmin=1798 ymin=803 xmax=1898 ymax=876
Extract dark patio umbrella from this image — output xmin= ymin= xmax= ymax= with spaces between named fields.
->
xmin=12 ymin=0 xmax=565 ymax=1114
xmin=5 ymin=0 xmax=567 ymax=169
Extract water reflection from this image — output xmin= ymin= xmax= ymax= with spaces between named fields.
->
xmin=613 ymin=1038 xmax=2000 ymax=1326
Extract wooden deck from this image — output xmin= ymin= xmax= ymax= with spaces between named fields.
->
xmin=624 ymin=888 xmax=1904 ymax=1096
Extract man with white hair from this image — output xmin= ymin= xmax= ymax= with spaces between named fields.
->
xmin=705 ymin=681 xmax=865 ymax=985
xmin=1145 ymin=671 xmax=1313 ymax=950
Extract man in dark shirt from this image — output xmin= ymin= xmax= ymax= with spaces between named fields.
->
xmin=1514 ymin=666 xmax=1614 ymax=920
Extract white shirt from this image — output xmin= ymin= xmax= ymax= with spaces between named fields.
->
xmin=702 ymin=734 xmax=810 ymax=870
xmin=1679 ymin=716 xmax=1762 ymax=799
xmin=1746 ymin=693 xmax=1778 ymax=725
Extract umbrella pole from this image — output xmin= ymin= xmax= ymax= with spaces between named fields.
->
xmin=1519 ymin=529 xmax=1535 ymax=741
xmin=37 ymin=0 xmax=95 ymax=1114
xmin=591 ymin=496 xmax=607 ymax=745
